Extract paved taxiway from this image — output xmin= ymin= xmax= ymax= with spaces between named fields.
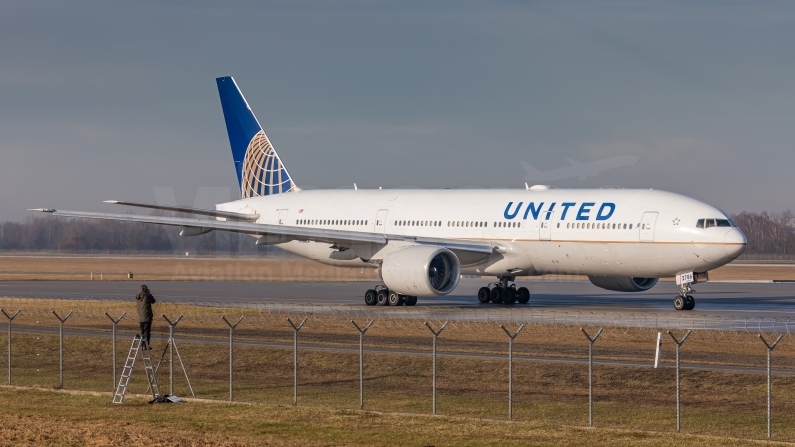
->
xmin=1 ymin=278 xmax=794 ymax=319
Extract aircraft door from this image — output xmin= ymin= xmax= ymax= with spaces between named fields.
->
xmin=540 ymin=211 xmax=553 ymax=241
xmin=640 ymin=212 xmax=658 ymax=242
xmin=278 ymin=209 xmax=289 ymax=225
xmin=374 ymin=209 xmax=389 ymax=234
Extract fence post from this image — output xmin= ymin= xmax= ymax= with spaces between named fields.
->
xmin=1 ymin=309 xmax=21 ymax=385
xmin=222 ymin=315 xmax=244 ymax=402
xmin=580 ymin=327 xmax=603 ymax=427
xmin=288 ymin=317 xmax=307 ymax=406
xmin=104 ymin=312 xmax=126 ymax=392
xmin=667 ymin=330 xmax=691 ymax=432
xmin=53 ymin=311 xmax=73 ymax=389
xmin=759 ymin=334 xmax=784 ymax=440
xmin=351 ymin=320 xmax=374 ymax=410
xmin=501 ymin=324 xmax=525 ymax=421
xmin=424 ymin=321 xmax=449 ymax=415
xmin=162 ymin=314 xmax=184 ymax=396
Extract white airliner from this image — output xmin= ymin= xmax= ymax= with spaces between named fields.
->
xmin=32 ymin=77 xmax=747 ymax=311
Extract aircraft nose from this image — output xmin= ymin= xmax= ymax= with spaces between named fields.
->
xmin=724 ymin=228 xmax=747 ymax=259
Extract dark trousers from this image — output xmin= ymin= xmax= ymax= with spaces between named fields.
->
xmin=139 ymin=321 xmax=152 ymax=348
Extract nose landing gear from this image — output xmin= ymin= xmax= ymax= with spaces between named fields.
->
xmin=478 ymin=276 xmax=530 ymax=305
xmin=673 ymin=282 xmax=696 ymax=311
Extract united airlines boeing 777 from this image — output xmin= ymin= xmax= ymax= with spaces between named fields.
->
xmin=32 ymin=77 xmax=747 ymax=310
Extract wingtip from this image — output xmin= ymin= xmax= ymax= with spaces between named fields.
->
xmin=28 ymin=208 xmax=55 ymax=213
xmin=103 ymin=200 xmax=120 ymax=204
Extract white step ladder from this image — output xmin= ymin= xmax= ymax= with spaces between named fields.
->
xmin=112 ymin=335 xmax=162 ymax=404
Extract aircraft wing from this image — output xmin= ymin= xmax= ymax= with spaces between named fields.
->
xmin=102 ymin=200 xmax=260 ymax=221
xmin=30 ymin=209 xmax=494 ymax=255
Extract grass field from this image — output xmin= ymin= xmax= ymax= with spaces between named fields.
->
xmin=1 ymin=253 xmax=793 ymax=281
xmin=0 ymin=386 xmax=784 ymax=447
xmin=1 ymin=298 xmax=795 ymax=443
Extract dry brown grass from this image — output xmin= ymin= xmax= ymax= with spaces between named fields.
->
xmin=1 ymin=298 xmax=795 ymax=442
xmin=0 ymin=386 xmax=781 ymax=447
xmin=0 ymin=255 xmax=380 ymax=282
xmin=2 ymin=254 xmax=793 ymax=281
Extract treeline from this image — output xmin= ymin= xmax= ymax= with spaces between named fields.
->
xmin=0 ymin=211 xmax=792 ymax=255
xmin=0 ymin=215 xmax=271 ymax=255
xmin=731 ymin=210 xmax=794 ymax=254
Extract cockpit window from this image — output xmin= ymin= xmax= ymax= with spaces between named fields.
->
xmin=697 ymin=217 xmax=736 ymax=228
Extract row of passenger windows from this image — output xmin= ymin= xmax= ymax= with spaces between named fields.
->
xmin=294 ymin=219 xmax=636 ymax=230
xmin=696 ymin=218 xmax=735 ymax=228
xmin=394 ymin=220 xmax=442 ymax=227
xmin=296 ymin=219 xmax=368 ymax=226
xmin=564 ymin=222 xmax=633 ymax=230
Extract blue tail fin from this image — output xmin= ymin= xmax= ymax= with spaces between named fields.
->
xmin=216 ymin=76 xmax=299 ymax=198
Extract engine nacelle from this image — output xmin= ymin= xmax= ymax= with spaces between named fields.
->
xmin=380 ymin=246 xmax=460 ymax=297
xmin=588 ymin=276 xmax=659 ymax=292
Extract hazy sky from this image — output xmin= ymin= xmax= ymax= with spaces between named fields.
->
xmin=2 ymin=1 xmax=794 ymax=221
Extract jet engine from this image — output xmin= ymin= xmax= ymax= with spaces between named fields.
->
xmin=588 ymin=276 xmax=658 ymax=292
xmin=380 ymin=246 xmax=460 ymax=296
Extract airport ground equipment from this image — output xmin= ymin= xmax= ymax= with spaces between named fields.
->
xmin=113 ymin=335 xmax=162 ymax=404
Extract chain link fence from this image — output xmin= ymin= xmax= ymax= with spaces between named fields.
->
xmin=2 ymin=296 xmax=795 ymax=441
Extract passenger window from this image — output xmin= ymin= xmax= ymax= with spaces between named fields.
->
xmin=629 ymin=224 xmax=633 ymax=229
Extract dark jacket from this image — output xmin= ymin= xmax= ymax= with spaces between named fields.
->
xmin=136 ymin=291 xmax=156 ymax=323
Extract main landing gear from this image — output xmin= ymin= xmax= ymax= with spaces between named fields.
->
xmin=477 ymin=276 xmax=530 ymax=305
xmin=364 ymin=285 xmax=417 ymax=307
xmin=673 ymin=282 xmax=695 ymax=311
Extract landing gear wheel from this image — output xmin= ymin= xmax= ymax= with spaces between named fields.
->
xmin=673 ymin=295 xmax=685 ymax=311
xmin=377 ymin=289 xmax=389 ymax=306
xmin=684 ymin=295 xmax=695 ymax=311
xmin=405 ymin=296 xmax=418 ymax=306
xmin=364 ymin=289 xmax=377 ymax=306
xmin=490 ymin=287 xmax=503 ymax=304
xmin=387 ymin=291 xmax=402 ymax=306
xmin=503 ymin=287 xmax=517 ymax=304
xmin=516 ymin=287 xmax=530 ymax=304
xmin=477 ymin=287 xmax=491 ymax=304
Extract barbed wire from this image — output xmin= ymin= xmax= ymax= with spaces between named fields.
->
xmin=2 ymin=296 xmax=795 ymax=337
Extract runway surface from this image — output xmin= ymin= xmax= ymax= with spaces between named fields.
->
xmin=1 ymin=278 xmax=794 ymax=320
